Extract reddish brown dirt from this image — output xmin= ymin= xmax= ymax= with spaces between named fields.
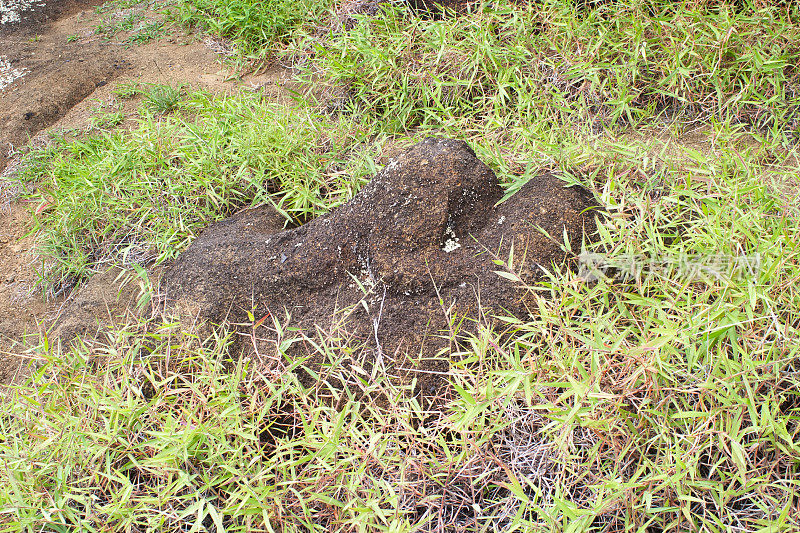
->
xmin=1 ymin=0 xmax=119 ymax=171
xmin=0 ymin=0 xmax=295 ymax=385
xmin=0 ymin=201 xmax=51 ymax=384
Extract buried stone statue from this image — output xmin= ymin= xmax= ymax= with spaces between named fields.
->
xmin=157 ymin=137 xmax=602 ymax=401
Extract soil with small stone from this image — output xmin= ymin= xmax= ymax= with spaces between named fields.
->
xmin=158 ymin=138 xmax=600 ymax=403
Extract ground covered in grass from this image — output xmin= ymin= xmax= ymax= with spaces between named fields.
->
xmin=1 ymin=0 xmax=800 ymax=531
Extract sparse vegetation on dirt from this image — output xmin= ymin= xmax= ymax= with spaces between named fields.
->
xmin=1 ymin=0 xmax=799 ymax=531
xmin=93 ymin=0 xmax=171 ymax=45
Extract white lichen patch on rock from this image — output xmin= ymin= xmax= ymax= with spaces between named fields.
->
xmin=358 ymin=254 xmax=378 ymax=291
xmin=442 ymin=225 xmax=461 ymax=253
xmin=0 ymin=0 xmax=44 ymax=25
xmin=0 ymin=56 xmax=28 ymax=91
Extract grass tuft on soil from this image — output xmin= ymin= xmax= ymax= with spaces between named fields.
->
xmin=174 ymin=0 xmax=335 ymax=58
xmin=14 ymin=92 xmax=380 ymax=294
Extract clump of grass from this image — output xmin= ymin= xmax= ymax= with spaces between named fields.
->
xmin=125 ymin=19 xmax=167 ymax=44
xmin=95 ymin=8 xmax=146 ymax=38
xmin=88 ymin=109 xmax=125 ymax=130
xmin=173 ymin=0 xmax=335 ymax=58
xmin=14 ymin=92 xmax=381 ymax=293
xmin=299 ymin=0 xmax=800 ymax=140
xmin=93 ymin=0 xmax=170 ymax=45
xmin=112 ymin=80 xmax=142 ymax=99
xmin=141 ymin=84 xmax=183 ymax=114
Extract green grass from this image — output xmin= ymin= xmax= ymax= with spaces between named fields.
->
xmin=173 ymin=0 xmax=334 ymax=58
xmin=3 ymin=0 xmax=800 ymax=531
xmin=125 ymin=20 xmax=168 ymax=44
xmin=88 ymin=108 xmax=126 ymax=130
xmin=112 ymin=80 xmax=143 ymax=99
xmin=142 ymin=84 xmax=183 ymax=114
xmin=95 ymin=8 xmax=146 ymax=37
xmin=15 ymin=92 xmax=380 ymax=293
xmin=296 ymin=1 xmax=800 ymax=140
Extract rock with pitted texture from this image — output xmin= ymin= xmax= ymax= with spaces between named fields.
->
xmin=161 ymin=137 xmax=601 ymax=401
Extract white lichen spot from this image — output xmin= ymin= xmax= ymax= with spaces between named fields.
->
xmin=497 ymin=215 xmax=506 ymax=225
xmin=0 ymin=56 xmax=28 ymax=90
xmin=443 ymin=239 xmax=461 ymax=253
xmin=358 ymin=254 xmax=377 ymax=291
xmin=442 ymin=225 xmax=461 ymax=253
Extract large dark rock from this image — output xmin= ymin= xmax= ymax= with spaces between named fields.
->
xmin=160 ymin=138 xmax=600 ymax=399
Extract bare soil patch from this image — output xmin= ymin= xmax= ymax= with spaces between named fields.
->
xmin=0 ymin=201 xmax=50 ymax=384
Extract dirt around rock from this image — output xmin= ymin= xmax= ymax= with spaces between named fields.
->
xmin=0 ymin=200 xmax=51 ymax=384
xmin=50 ymin=265 xmax=148 ymax=343
xmin=160 ymin=138 xmax=601 ymax=403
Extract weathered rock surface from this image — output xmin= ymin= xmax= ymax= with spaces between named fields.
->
xmin=161 ymin=137 xmax=600 ymax=399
